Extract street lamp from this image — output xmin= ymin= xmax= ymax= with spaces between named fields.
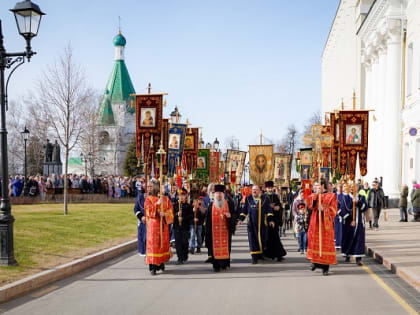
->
xmin=80 ymin=153 xmax=89 ymax=177
xmin=213 ymin=138 xmax=220 ymax=152
xmin=205 ymin=142 xmax=212 ymax=149
xmin=88 ymin=152 xmax=93 ymax=177
xmin=170 ymin=106 xmax=181 ymax=124
xmin=0 ymin=0 xmax=45 ymax=266
xmin=21 ymin=126 xmax=29 ymax=195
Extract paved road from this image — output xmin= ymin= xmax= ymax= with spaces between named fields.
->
xmin=1 ymin=226 xmax=419 ymax=315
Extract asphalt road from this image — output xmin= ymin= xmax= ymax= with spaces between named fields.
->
xmin=1 ymin=226 xmax=419 ymax=315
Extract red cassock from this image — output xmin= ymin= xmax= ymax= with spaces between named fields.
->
xmin=306 ymin=192 xmax=337 ymax=265
xmin=145 ymin=195 xmax=174 ymax=266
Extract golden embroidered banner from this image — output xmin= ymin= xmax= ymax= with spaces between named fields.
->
xmin=226 ymin=150 xmax=247 ymax=185
xmin=273 ymin=153 xmax=292 ymax=187
xmin=339 ymin=110 xmax=369 ymax=179
xmin=249 ymin=145 xmax=274 ymax=186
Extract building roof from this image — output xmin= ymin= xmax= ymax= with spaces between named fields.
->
xmin=105 ymin=59 xmax=135 ymax=108
xmin=68 ymin=157 xmax=82 ymax=166
xmin=98 ymin=32 xmax=136 ymax=123
xmin=114 ymin=33 xmax=126 ymax=47
xmin=98 ymin=90 xmax=115 ymax=125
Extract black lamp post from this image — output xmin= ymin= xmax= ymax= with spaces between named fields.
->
xmin=21 ymin=126 xmax=29 ymax=195
xmin=0 ymin=0 xmax=45 ymax=266
xmin=80 ymin=153 xmax=88 ymax=177
xmin=88 ymin=152 xmax=93 ymax=177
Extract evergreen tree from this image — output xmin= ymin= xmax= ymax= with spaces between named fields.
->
xmin=123 ymin=136 xmax=143 ymax=176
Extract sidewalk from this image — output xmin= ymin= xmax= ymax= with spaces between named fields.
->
xmin=365 ymin=208 xmax=420 ymax=292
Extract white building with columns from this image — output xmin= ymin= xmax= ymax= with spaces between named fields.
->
xmin=322 ymin=0 xmax=420 ymax=203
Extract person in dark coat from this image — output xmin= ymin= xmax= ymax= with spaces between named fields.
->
xmin=399 ymin=185 xmax=408 ymax=222
xmin=133 ymin=181 xmax=153 ymax=256
xmin=173 ymin=188 xmax=194 ymax=264
xmin=368 ymin=180 xmax=385 ymax=229
xmin=237 ymin=185 xmax=274 ymax=264
xmin=263 ymin=181 xmax=287 ymax=261
xmin=340 ymin=184 xmax=368 ymax=266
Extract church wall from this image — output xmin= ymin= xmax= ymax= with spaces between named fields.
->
xmin=322 ymin=0 xmax=359 ymax=114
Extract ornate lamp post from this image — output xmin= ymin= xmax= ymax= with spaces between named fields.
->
xmin=21 ymin=126 xmax=30 ymax=195
xmin=0 ymin=0 xmax=45 ymax=266
xmin=213 ymin=137 xmax=220 ymax=152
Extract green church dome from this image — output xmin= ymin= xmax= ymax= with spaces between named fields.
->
xmin=114 ymin=33 xmax=126 ymax=46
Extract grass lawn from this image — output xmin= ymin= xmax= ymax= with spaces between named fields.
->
xmin=0 ymin=203 xmax=137 ymax=285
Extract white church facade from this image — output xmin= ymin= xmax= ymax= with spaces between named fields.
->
xmin=322 ymin=0 xmax=420 ymax=202
xmin=95 ymin=32 xmax=136 ymax=175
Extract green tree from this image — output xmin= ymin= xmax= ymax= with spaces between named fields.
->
xmin=123 ymin=136 xmax=143 ymax=176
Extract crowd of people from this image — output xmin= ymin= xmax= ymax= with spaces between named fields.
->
xmin=7 ymin=174 xmax=145 ymax=199
xmin=133 ymin=176 xmax=420 ymax=276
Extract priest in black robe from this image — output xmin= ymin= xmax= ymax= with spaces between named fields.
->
xmin=238 ymin=185 xmax=274 ymax=264
xmin=264 ymin=181 xmax=287 ymax=261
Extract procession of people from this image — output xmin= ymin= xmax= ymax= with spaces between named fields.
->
xmin=133 ymin=171 xmax=383 ymax=276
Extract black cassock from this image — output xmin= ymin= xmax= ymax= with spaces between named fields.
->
xmin=205 ymin=198 xmax=236 ymax=269
xmin=264 ymin=192 xmax=287 ymax=260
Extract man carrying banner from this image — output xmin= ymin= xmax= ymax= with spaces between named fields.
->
xmin=264 ymin=181 xmax=287 ymax=261
xmin=173 ymin=188 xmax=194 ymax=264
xmin=238 ymin=185 xmax=275 ymax=264
xmin=145 ymin=182 xmax=174 ymax=275
xmin=306 ymin=179 xmax=337 ymax=275
xmin=205 ymin=184 xmax=236 ymax=272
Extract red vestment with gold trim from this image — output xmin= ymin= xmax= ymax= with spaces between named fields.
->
xmin=306 ymin=192 xmax=337 ymax=265
xmin=145 ymin=195 xmax=174 ymax=265
xmin=212 ymin=201 xmax=230 ymax=260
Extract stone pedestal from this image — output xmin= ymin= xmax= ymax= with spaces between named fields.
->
xmin=43 ymin=162 xmax=63 ymax=176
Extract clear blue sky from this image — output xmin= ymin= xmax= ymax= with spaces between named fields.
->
xmin=0 ymin=0 xmax=339 ymax=151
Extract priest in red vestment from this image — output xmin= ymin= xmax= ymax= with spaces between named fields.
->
xmin=205 ymin=184 xmax=236 ymax=272
xmin=145 ymin=182 xmax=174 ymax=275
xmin=306 ymin=179 xmax=337 ymax=275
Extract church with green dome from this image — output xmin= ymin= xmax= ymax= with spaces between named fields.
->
xmin=96 ymin=31 xmax=136 ymax=175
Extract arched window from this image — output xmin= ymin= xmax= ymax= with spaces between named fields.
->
xmin=99 ymin=131 xmax=110 ymax=145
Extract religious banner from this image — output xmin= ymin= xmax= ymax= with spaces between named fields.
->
xmin=300 ymin=148 xmax=313 ymax=166
xmin=167 ymin=123 xmax=187 ymax=177
xmin=225 ymin=150 xmax=247 ymax=185
xmin=195 ymin=149 xmax=210 ymax=182
xmin=338 ymin=110 xmax=369 ymax=179
xmin=302 ymin=179 xmax=312 ymax=200
xmin=321 ymin=125 xmax=332 ymax=168
xmin=249 ymin=145 xmax=274 ymax=186
xmin=330 ymin=112 xmax=340 ymax=170
xmin=209 ymin=151 xmax=221 ymax=183
xmin=273 ymin=153 xmax=292 ymax=187
xmin=134 ymin=93 xmax=165 ymax=177
xmin=183 ymin=127 xmax=199 ymax=175
xmin=320 ymin=167 xmax=330 ymax=182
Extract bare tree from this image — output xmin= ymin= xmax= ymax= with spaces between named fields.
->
xmin=224 ymin=135 xmax=240 ymax=150
xmin=78 ymin=92 xmax=101 ymax=176
xmin=303 ymin=110 xmax=322 ymax=137
xmin=6 ymin=100 xmax=25 ymax=175
xmin=36 ymin=45 xmax=94 ymax=215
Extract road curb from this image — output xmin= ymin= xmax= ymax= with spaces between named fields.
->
xmin=0 ymin=239 xmax=137 ymax=304
xmin=365 ymin=245 xmax=420 ymax=293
